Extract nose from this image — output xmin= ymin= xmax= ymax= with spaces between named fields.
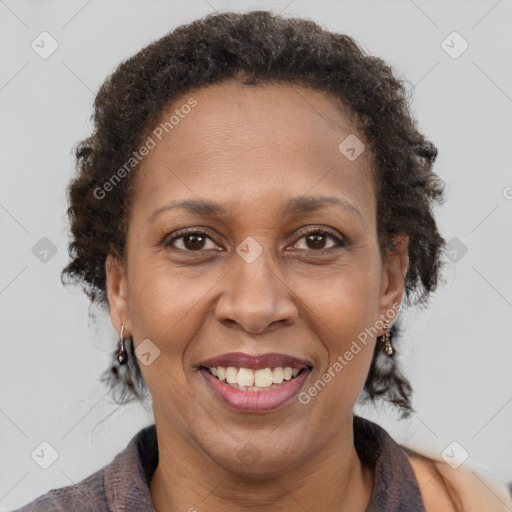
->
xmin=215 ymin=250 xmax=299 ymax=334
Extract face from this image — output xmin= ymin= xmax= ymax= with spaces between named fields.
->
xmin=106 ymin=80 xmax=408 ymax=476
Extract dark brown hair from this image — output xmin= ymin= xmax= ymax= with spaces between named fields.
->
xmin=62 ymin=10 xmax=446 ymax=416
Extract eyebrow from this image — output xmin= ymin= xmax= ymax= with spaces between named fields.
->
xmin=148 ymin=195 xmax=364 ymax=224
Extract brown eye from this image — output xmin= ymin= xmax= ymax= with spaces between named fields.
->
xmin=165 ymin=230 xmax=219 ymax=251
xmin=183 ymin=233 xmax=207 ymax=250
xmin=306 ymin=233 xmax=328 ymax=250
xmin=292 ymin=230 xmax=344 ymax=251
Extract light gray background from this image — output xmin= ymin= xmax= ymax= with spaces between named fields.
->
xmin=1 ymin=0 xmax=511 ymax=509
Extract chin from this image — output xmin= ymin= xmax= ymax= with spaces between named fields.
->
xmin=201 ymin=435 xmax=304 ymax=478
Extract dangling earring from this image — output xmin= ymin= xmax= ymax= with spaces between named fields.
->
xmin=380 ymin=321 xmax=393 ymax=356
xmin=117 ymin=324 xmax=128 ymax=365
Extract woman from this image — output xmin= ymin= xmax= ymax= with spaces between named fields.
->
xmin=15 ymin=10 xmax=511 ymax=512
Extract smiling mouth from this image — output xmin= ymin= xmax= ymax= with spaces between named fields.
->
xmin=200 ymin=365 xmax=311 ymax=392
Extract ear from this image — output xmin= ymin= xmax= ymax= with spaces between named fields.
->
xmin=378 ymin=234 xmax=409 ymax=326
xmin=105 ymin=254 xmax=132 ymax=336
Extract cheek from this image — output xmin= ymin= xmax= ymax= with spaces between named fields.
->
xmin=294 ymin=254 xmax=381 ymax=396
xmin=125 ymin=259 xmax=210 ymax=424
xmin=294 ymin=248 xmax=382 ymax=334
xmin=126 ymin=257 xmax=222 ymax=364
xmin=301 ymin=300 xmax=377 ymax=417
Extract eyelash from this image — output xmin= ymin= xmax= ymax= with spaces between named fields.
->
xmin=159 ymin=226 xmax=346 ymax=254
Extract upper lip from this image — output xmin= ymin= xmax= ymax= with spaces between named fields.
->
xmin=199 ymin=352 xmax=313 ymax=371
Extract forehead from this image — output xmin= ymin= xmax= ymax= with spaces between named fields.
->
xmin=130 ymin=80 xmax=376 ymax=224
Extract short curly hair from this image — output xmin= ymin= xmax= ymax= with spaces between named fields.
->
xmin=61 ymin=10 xmax=446 ymax=416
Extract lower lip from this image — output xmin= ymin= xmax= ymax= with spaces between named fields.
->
xmin=200 ymin=368 xmax=310 ymax=413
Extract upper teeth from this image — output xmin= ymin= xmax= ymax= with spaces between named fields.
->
xmin=209 ymin=366 xmax=300 ymax=387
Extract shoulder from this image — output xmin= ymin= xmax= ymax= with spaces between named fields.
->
xmin=12 ymin=467 xmax=109 ymax=512
xmin=12 ymin=424 xmax=156 ymax=512
xmin=406 ymin=449 xmax=512 ymax=512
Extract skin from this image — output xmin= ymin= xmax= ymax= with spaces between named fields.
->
xmin=106 ymin=80 xmax=409 ymax=512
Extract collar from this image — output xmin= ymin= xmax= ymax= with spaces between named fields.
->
xmin=104 ymin=416 xmax=425 ymax=511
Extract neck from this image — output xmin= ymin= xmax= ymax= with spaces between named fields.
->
xmin=149 ymin=414 xmax=374 ymax=512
